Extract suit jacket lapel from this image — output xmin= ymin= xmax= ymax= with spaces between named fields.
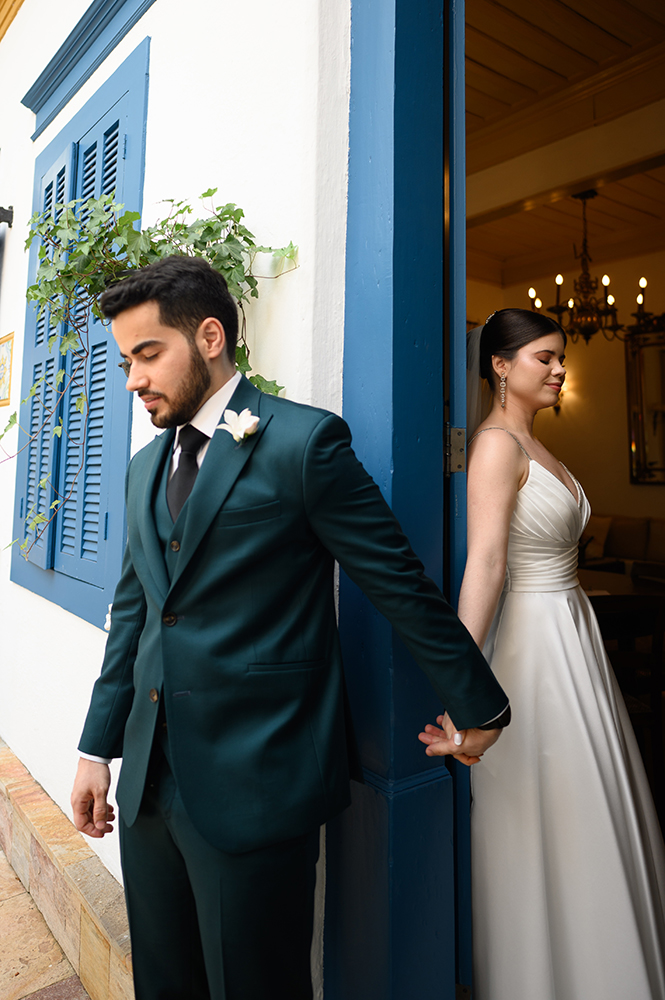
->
xmin=134 ymin=427 xmax=174 ymax=600
xmin=167 ymin=378 xmax=273 ymax=593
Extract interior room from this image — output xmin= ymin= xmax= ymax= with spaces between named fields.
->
xmin=464 ymin=0 xmax=665 ymax=821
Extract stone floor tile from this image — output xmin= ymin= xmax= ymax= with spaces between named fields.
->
xmin=22 ymin=976 xmax=90 ymax=999
xmin=0 ymin=892 xmax=73 ymax=1000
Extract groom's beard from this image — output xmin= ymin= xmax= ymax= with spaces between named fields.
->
xmin=142 ymin=345 xmax=212 ymax=428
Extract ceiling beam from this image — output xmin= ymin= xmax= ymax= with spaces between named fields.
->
xmin=467 ymin=40 xmax=665 ymax=174
xmin=467 ymin=153 xmax=665 ymax=230
xmin=467 ymin=99 xmax=665 ymax=221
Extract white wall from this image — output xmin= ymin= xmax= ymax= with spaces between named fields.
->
xmin=467 ymin=250 xmax=665 ymax=519
xmin=0 ymin=0 xmax=350 ymax=883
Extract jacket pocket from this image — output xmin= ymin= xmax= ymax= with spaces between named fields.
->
xmin=215 ymin=500 xmax=281 ymax=527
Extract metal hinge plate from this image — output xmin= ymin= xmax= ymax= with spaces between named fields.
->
xmin=445 ymin=425 xmax=466 ymax=475
xmin=455 ymin=986 xmax=472 ymax=999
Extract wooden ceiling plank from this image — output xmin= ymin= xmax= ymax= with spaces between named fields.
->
xmin=594 ymin=63 xmax=665 ymax=123
xmin=466 ymin=41 xmax=665 ymax=173
xmin=466 ymin=25 xmax=566 ymax=92
xmin=622 ymin=0 xmax=665 ymax=28
xmin=609 ymin=181 xmax=665 ymax=216
xmin=557 ymin=0 xmax=665 ymax=46
xmin=467 ymin=228 xmax=537 ymax=256
xmin=466 ymin=0 xmax=599 ymax=76
xmin=626 ymin=173 xmax=665 ymax=199
xmin=466 ymin=60 xmax=538 ymax=106
xmin=592 ymin=195 xmax=662 ymax=225
xmin=468 ymin=153 xmax=665 ymax=227
xmin=496 ymin=0 xmax=632 ymax=59
xmin=466 ymin=86 xmax=512 ymax=120
xmin=501 ymin=220 xmax=665 ymax=285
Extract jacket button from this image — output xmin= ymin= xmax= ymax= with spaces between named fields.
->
xmin=170 ymin=540 xmax=180 ymax=552
xmin=162 ymin=612 xmax=177 ymax=626
xmin=149 ymin=688 xmax=159 ymax=703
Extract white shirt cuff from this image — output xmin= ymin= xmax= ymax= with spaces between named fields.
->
xmin=79 ymin=752 xmax=113 ymax=764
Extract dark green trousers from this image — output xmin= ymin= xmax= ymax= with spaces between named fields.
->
xmin=119 ymin=740 xmax=319 ymax=1000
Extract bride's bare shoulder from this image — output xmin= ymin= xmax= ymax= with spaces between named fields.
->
xmin=467 ymin=426 xmax=529 ymax=481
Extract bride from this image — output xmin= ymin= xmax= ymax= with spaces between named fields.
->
xmin=420 ymin=308 xmax=665 ymax=999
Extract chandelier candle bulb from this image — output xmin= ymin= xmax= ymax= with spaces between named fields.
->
xmin=602 ymin=274 xmax=610 ymax=305
xmin=555 ymin=273 xmax=563 ymax=307
xmin=535 ymin=298 xmax=542 ymax=310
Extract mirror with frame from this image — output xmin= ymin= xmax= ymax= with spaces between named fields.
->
xmin=625 ymin=322 xmax=665 ymax=485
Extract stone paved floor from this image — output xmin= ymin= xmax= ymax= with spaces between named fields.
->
xmin=0 ymin=847 xmax=90 ymax=1000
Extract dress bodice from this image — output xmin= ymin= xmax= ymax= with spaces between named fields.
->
xmin=506 ymin=459 xmax=590 ymax=593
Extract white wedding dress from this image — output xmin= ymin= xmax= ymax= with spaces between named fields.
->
xmin=470 ymin=432 xmax=665 ymax=1000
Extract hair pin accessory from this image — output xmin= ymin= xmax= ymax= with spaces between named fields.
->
xmin=485 ymin=311 xmax=496 ymax=324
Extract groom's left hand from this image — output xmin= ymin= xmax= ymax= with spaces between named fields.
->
xmin=418 ymin=712 xmax=501 ymax=766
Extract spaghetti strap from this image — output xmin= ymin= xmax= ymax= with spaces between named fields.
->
xmin=468 ymin=426 xmax=532 ymax=460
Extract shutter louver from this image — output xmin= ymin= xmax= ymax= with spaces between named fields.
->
xmin=82 ymin=342 xmax=106 ymax=560
xmin=101 ymin=122 xmax=120 ymax=197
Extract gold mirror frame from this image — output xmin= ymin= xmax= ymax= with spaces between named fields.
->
xmin=625 ymin=322 xmax=665 ymax=485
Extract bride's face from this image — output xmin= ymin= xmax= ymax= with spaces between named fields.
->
xmin=495 ymin=333 xmax=566 ymax=411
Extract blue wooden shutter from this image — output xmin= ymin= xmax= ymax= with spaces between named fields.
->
xmin=19 ymin=147 xmax=74 ymax=569
xmin=53 ymin=107 xmax=126 ymax=586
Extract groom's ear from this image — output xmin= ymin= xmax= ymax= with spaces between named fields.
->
xmin=197 ymin=317 xmax=227 ymax=361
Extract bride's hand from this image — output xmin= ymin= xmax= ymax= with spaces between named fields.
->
xmin=417 ymin=712 xmax=500 ymax=766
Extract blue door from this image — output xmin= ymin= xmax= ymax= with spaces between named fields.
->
xmin=324 ymin=2 xmax=470 ymax=998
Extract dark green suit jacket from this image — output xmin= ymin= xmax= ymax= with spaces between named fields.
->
xmin=79 ymin=376 xmax=507 ymax=853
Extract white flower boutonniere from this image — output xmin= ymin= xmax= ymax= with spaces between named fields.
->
xmin=218 ymin=408 xmax=260 ymax=443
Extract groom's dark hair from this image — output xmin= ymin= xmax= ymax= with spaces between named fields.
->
xmin=480 ymin=309 xmax=566 ymax=389
xmin=100 ymin=255 xmax=239 ymax=362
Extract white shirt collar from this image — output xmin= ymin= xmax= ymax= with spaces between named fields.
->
xmin=174 ymin=371 xmax=242 ymax=449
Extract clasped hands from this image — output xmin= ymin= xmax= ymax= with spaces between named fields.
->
xmin=418 ymin=711 xmax=502 ymax=766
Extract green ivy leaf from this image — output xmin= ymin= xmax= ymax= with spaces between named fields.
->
xmin=249 ymin=374 xmax=284 ymax=396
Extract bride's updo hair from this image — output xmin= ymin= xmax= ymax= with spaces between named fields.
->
xmin=480 ymin=309 xmax=566 ymax=389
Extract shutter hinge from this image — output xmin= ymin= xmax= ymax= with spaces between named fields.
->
xmin=104 ymin=512 xmax=109 ymax=540
xmin=123 ymin=134 xmax=128 ymax=159
xmin=445 ymin=424 xmax=466 ymax=476
xmin=20 ymin=498 xmax=24 ymax=518
xmin=456 ymin=986 xmax=472 ymax=999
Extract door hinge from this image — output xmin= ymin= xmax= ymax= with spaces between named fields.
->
xmin=445 ymin=425 xmax=466 ymax=476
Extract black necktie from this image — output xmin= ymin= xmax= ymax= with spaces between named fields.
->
xmin=167 ymin=424 xmax=209 ymax=521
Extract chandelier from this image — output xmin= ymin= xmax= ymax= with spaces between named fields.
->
xmin=526 ymin=190 xmax=651 ymax=344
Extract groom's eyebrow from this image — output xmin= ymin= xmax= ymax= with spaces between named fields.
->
xmin=122 ymin=339 xmax=164 ymax=359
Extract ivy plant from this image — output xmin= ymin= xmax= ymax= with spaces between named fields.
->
xmin=5 ymin=188 xmax=296 ymax=552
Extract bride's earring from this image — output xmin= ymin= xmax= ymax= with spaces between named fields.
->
xmin=500 ymin=374 xmax=507 ymax=409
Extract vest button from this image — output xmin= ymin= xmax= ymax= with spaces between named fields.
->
xmin=149 ymin=688 xmax=159 ymax=703
xmin=162 ymin=612 xmax=177 ymax=626
xmin=170 ymin=540 xmax=180 ymax=552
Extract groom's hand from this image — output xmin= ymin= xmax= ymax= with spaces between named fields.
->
xmin=71 ymin=759 xmax=115 ymax=838
xmin=418 ymin=712 xmax=501 ymax=766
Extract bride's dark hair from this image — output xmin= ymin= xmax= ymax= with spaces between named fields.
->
xmin=480 ymin=309 xmax=566 ymax=389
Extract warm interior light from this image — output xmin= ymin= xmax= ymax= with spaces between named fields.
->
xmin=534 ymin=298 xmax=542 ymax=309
xmin=637 ymin=293 xmax=644 ymax=305
xmin=639 ymin=276 xmax=648 ymax=288
xmin=528 ymin=287 xmax=537 ymax=299
xmin=607 ymin=294 xmax=615 ymax=306
xmin=568 ymin=298 xmax=574 ymax=308
xmin=602 ymin=274 xmax=610 ymax=286
xmin=555 ymin=274 xmax=564 ymax=285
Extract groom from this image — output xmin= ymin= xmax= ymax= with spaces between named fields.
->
xmin=71 ymin=255 xmax=509 ymax=1000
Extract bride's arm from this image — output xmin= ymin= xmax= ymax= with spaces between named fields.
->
xmin=457 ymin=431 xmax=527 ymax=649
